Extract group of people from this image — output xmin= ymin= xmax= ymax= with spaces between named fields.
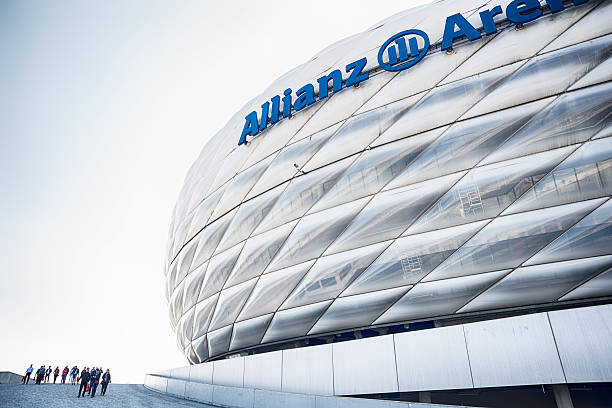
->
xmin=23 ymin=365 xmax=80 ymax=385
xmin=77 ymin=367 xmax=111 ymax=398
xmin=23 ymin=365 xmax=59 ymax=384
xmin=22 ymin=364 xmax=112 ymax=397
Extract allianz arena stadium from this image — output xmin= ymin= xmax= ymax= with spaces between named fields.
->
xmin=164 ymin=0 xmax=612 ymax=373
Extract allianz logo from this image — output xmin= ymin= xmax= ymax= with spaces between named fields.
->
xmin=378 ymin=29 xmax=430 ymax=72
xmin=239 ymin=0 xmax=590 ymax=146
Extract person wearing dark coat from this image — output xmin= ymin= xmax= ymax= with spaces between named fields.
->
xmin=87 ymin=367 xmax=96 ymax=396
xmin=36 ymin=366 xmax=45 ymax=385
xmin=100 ymin=369 xmax=111 ymax=396
xmin=90 ymin=368 xmax=101 ymax=398
xmin=44 ymin=366 xmax=51 ymax=383
xmin=77 ymin=368 xmax=91 ymax=398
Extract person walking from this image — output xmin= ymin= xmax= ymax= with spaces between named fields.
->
xmin=61 ymin=366 xmax=69 ymax=384
xmin=35 ymin=366 xmax=45 ymax=385
xmin=44 ymin=366 xmax=51 ymax=383
xmin=70 ymin=366 xmax=78 ymax=385
xmin=100 ymin=369 xmax=111 ymax=396
xmin=90 ymin=368 xmax=101 ymax=398
xmin=77 ymin=368 xmax=90 ymax=398
xmin=87 ymin=367 xmax=96 ymax=396
xmin=53 ymin=366 xmax=60 ymax=383
xmin=22 ymin=365 xmax=33 ymax=384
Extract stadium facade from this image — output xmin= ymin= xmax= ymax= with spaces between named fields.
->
xmin=154 ymin=0 xmax=612 ymax=406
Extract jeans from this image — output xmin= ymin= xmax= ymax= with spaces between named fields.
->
xmin=101 ymin=382 xmax=108 ymax=395
xmin=90 ymin=382 xmax=98 ymax=397
xmin=23 ymin=373 xmax=31 ymax=384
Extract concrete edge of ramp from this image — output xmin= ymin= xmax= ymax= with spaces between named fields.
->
xmin=144 ymin=375 xmax=473 ymax=408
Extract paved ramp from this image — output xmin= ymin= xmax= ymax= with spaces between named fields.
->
xmin=0 ymin=383 xmax=214 ymax=407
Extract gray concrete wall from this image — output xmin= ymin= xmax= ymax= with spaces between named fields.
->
xmin=144 ymin=377 xmax=472 ymax=408
xmin=0 ymin=372 xmax=23 ymax=384
xmin=147 ymin=304 xmax=612 ymax=398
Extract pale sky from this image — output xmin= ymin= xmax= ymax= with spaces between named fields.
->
xmin=0 ymin=0 xmax=431 ymax=384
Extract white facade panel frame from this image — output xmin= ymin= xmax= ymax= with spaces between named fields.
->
xmin=170 ymin=365 xmax=190 ymax=381
xmin=185 ymin=381 xmax=214 ymax=403
xmin=213 ymin=357 xmax=244 ymax=388
xmin=189 ymin=361 xmax=213 ymax=383
xmin=165 ymin=378 xmax=186 ymax=398
xmin=332 ymin=335 xmax=398 ymax=395
xmin=548 ymin=304 xmax=612 ymax=383
xmin=282 ymin=343 xmax=334 ymax=396
xmin=394 ymin=325 xmax=473 ymax=391
xmin=464 ymin=312 xmax=566 ymax=387
xmin=244 ymin=351 xmax=282 ymax=392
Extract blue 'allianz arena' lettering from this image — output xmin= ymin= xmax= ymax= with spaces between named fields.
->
xmin=440 ymin=0 xmax=590 ymax=51
xmin=238 ymin=59 xmax=369 ymax=146
xmin=239 ymin=0 xmax=590 ymax=145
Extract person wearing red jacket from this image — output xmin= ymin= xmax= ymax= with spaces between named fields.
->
xmin=53 ymin=367 xmax=60 ymax=383
xmin=61 ymin=366 xmax=69 ymax=384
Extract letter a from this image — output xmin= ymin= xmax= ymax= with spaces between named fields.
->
xmin=294 ymin=84 xmax=316 ymax=111
xmin=239 ymin=111 xmax=259 ymax=145
xmin=441 ymin=13 xmax=482 ymax=51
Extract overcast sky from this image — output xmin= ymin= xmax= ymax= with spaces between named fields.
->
xmin=0 ymin=0 xmax=430 ymax=384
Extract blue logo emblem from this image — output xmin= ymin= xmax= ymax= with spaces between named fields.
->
xmin=377 ymin=29 xmax=430 ymax=72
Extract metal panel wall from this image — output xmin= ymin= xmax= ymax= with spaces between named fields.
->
xmin=244 ymin=351 xmax=282 ymax=392
xmin=170 ymin=366 xmax=190 ymax=381
xmin=165 ymin=378 xmax=186 ymax=397
xmin=144 ymin=374 xmax=167 ymax=393
xmin=464 ymin=313 xmax=566 ymax=387
xmin=189 ymin=361 xmax=213 ymax=383
xmin=333 ymin=335 xmax=399 ymax=395
xmin=151 ymin=305 xmax=612 ymax=397
xmin=145 ymin=373 xmax=474 ymax=408
xmin=213 ymin=357 xmax=244 ymax=388
xmin=282 ymin=343 xmax=334 ymax=396
xmin=548 ymin=304 xmax=612 ymax=382
xmin=394 ymin=325 xmax=473 ymax=391
xmin=185 ymin=381 xmax=213 ymax=403
xmin=212 ymin=383 xmax=254 ymax=408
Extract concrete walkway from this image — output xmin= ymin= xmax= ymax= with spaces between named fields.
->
xmin=0 ymin=383 xmax=215 ymax=407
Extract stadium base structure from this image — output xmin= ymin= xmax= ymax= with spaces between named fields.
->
xmin=144 ymin=379 xmax=474 ymax=408
xmin=147 ymin=304 xmax=612 ymax=408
